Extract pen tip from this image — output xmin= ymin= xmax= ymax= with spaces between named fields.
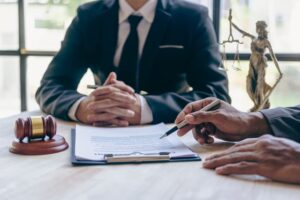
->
xmin=159 ymin=134 xmax=166 ymax=139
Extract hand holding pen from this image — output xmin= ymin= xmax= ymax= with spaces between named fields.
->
xmin=160 ymin=99 xmax=220 ymax=143
xmin=173 ymin=97 xmax=264 ymax=145
xmin=173 ymin=99 xmax=220 ymax=144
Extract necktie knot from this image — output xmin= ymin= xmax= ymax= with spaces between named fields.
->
xmin=128 ymin=15 xmax=143 ymax=30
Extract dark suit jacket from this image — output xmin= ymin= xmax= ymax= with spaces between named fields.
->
xmin=261 ymin=106 xmax=300 ymax=142
xmin=36 ymin=0 xmax=230 ymax=123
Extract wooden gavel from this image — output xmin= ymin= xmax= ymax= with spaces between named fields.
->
xmin=15 ymin=116 xmax=57 ymax=142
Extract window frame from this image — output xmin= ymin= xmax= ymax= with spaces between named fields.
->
xmin=0 ymin=0 xmax=299 ymax=112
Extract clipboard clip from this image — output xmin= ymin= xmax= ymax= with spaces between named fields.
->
xmin=104 ymin=152 xmax=170 ymax=163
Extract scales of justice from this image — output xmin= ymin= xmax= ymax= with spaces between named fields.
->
xmin=220 ymin=9 xmax=283 ymax=112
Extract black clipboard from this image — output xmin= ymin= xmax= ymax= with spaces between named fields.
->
xmin=71 ymin=129 xmax=201 ymax=165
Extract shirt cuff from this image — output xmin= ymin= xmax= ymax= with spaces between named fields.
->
xmin=68 ymin=97 xmax=86 ymax=121
xmin=138 ymin=95 xmax=153 ymax=124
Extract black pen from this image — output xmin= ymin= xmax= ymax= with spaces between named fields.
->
xmin=160 ymin=99 xmax=221 ymax=139
xmin=87 ymin=85 xmax=99 ymax=89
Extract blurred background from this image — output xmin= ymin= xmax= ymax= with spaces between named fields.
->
xmin=0 ymin=0 xmax=299 ymax=118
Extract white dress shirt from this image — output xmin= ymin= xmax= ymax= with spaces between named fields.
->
xmin=68 ymin=0 xmax=157 ymax=124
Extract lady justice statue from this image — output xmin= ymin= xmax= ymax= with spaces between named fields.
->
xmin=221 ymin=9 xmax=283 ymax=112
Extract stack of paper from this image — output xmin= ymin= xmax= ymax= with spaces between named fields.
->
xmin=75 ymin=123 xmax=198 ymax=161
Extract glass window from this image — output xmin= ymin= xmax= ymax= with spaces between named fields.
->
xmin=27 ymin=56 xmax=94 ymax=111
xmin=0 ymin=56 xmax=20 ymax=118
xmin=26 ymin=56 xmax=51 ymax=111
xmin=220 ymin=0 xmax=300 ymax=53
xmin=227 ymin=61 xmax=300 ymax=111
xmin=0 ymin=0 xmax=18 ymax=50
xmin=1 ymin=0 xmax=300 ymax=117
xmin=25 ymin=0 xmax=93 ymax=51
xmin=24 ymin=0 xmax=212 ymax=51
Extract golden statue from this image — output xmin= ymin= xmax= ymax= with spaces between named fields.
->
xmin=221 ymin=9 xmax=283 ymax=112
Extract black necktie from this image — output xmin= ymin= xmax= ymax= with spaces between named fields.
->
xmin=118 ymin=15 xmax=143 ymax=91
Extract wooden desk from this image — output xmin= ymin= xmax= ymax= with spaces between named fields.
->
xmin=1 ymin=112 xmax=300 ymax=200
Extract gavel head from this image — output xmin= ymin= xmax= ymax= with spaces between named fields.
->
xmin=15 ymin=115 xmax=56 ymax=142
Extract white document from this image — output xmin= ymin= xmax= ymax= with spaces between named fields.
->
xmin=75 ymin=123 xmax=197 ymax=161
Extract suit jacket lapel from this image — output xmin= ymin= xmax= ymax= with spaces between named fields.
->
xmin=139 ymin=0 xmax=172 ymax=79
xmin=99 ymin=0 xmax=119 ymax=73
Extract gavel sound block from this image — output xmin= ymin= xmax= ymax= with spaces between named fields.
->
xmin=9 ymin=116 xmax=68 ymax=155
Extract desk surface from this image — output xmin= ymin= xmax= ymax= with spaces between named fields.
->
xmin=1 ymin=112 xmax=300 ymax=200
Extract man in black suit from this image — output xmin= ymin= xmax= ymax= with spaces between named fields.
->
xmin=36 ymin=0 xmax=230 ymax=126
xmin=176 ymin=97 xmax=300 ymax=184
